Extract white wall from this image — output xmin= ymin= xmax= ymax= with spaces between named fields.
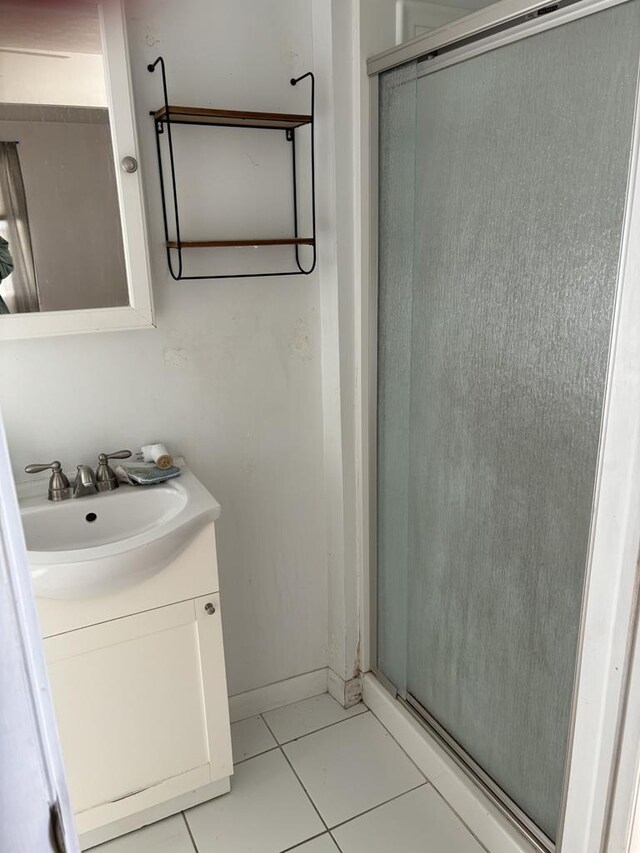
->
xmin=0 ymin=0 xmax=493 ymax=706
xmin=0 ymin=0 xmax=328 ymax=698
xmin=395 ymin=0 xmax=493 ymax=44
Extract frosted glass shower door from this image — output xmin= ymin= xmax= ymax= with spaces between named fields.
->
xmin=376 ymin=0 xmax=640 ymax=843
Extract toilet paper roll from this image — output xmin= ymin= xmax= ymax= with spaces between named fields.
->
xmin=141 ymin=443 xmax=173 ymax=470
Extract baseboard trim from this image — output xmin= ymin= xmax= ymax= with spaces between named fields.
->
xmin=362 ymin=672 xmax=537 ymax=853
xmin=228 ymin=668 xmax=328 ymax=722
xmin=328 ymin=668 xmax=363 ymax=708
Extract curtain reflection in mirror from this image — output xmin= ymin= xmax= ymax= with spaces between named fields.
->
xmin=0 ymin=141 xmax=39 ymax=313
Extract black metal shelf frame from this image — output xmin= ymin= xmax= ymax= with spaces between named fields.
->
xmin=147 ymin=56 xmax=316 ymax=280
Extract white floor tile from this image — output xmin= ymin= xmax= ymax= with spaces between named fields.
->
xmin=92 ymin=815 xmax=193 ymax=853
xmin=263 ymin=694 xmax=367 ymax=744
xmin=290 ymin=835 xmax=341 ymax=852
xmin=283 ymin=712 xmax=425 ymax=827
xmin=231 ymin=715 xmax=277 ymax=763
xmin=332 ymin=785 xmax=485 ymax=853
xmin=184 ymin=749 xmax=324 ymax=853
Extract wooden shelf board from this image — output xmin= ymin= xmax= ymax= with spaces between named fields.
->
xmin=166 ymin=238 xmax=314 ymax=249
xmin=153 ymin=105 xmax=312 ymax=130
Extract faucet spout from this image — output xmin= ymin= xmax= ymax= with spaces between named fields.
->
xmin=74 ymin=464 xmax=98 ymax=498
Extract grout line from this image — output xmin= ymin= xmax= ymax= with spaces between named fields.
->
xmin=278 ymin=830 xmax=332 ymax=852
xmin=328 ymin=830 xmax=345 ymax=852
xmin=261 ymin=713 xmax=330 ymax=833
xmin=326 ymin=780 xmax=428 ymax=833
xmin=181 ymin=810 xmax=200 ymax=853
xmin=232 ymin=703 xmax=368 ymax=766
xmin=365 ymin=703 xmax=492 ymax=853
xmin=430 ymin=782 xmax=492 ymax=853
xmin=365 ymin=700 xmax=492 ymax=853
xmin=268 ymin=705 xmax=369 ymax=747
xmin=232 ymin=701 xmax=366 ymax=765
xmin=365 ymin=705 xmax=431 ymax=783
xmin=233 ymin=745 xmax=279 ymax=767
xmin=264 ymin=701 xmax=433 ymax=838
xmin=191 ymin=696 xmax=475 ymax=853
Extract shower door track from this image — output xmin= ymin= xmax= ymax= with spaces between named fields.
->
xmin=400 ymin=692 xmax=553 ymax=853
xmin=366 ymin=0 xmax=629 ymax=77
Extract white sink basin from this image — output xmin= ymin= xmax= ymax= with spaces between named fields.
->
xmin=19 ymin=466 xmax=220 ymax=600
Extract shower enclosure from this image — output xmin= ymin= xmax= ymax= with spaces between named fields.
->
xmin=367 ymin=0 xmax=640 ymax=848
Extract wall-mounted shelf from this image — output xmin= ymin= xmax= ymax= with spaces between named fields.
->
xmin=147 ymin=57 xmax=316 ymax=280
xmin=153 ymin=105 xmax=312 ymax=131
xmin=166 ymin=238 xmax=314 ymax=248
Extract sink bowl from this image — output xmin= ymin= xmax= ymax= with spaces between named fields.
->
xmin=19 ymin=466 xmax=220 ymax=600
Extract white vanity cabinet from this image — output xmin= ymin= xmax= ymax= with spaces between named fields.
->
xmin=34 ymin=520 xmax=233 ymax=850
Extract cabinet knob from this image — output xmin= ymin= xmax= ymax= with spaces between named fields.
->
xmin=121 ymin=155 xmax=138 ymax=173
xmin=204 ymin=602 xmax=216 ymax=615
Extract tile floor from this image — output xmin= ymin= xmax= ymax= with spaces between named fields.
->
xmin=95 ymin=693 xmax=486 ymax=853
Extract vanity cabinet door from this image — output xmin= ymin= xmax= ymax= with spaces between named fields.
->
xmin=44 ymin=595 xmax=232 ymax=830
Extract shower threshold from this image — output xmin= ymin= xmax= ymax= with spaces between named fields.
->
xmin=401 ymin=693 xmax=554 ymax=853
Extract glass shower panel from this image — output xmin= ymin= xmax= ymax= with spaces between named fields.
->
xmin=377 ymin=62 xmax=417 ymax=693
xmin=377 ymin=0 xmax=640 ymax=842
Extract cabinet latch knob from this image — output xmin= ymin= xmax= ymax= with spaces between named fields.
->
xmin=204 ymin=602 xmax=216 ymax=615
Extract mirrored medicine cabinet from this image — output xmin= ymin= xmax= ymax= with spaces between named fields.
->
xmin=0 ymin=0 xmax=153 ymax=340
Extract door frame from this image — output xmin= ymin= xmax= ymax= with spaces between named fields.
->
xmin=0 ymin=407 xmax=79 ymax=853
xmin=357 ymin=0 xmax=640 ymax=849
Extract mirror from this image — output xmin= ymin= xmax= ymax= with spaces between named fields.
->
xmin=0 ymin=0 xmax=153 ymax=339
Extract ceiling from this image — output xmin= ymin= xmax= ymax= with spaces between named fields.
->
xmin=0 ymin=0 xmax=102 ymax=55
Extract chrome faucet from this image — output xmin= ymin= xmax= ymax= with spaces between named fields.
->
xmin=25 ymin=449 xmax=133 ymax=501
xmin=96 ymin=450 xmax=132 ymax=491
xmin=73 ymin=465 xmax=98 ymax=498
xmin=24 ymin=461 xmax=71 ymax=502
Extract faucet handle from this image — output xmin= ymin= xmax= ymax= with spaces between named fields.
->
xmin=24 ymin=461 xmax=71 ymax=501
xmin=25 ymin=460 xmax=64 ymax=475
xmin=96 ymin=450 xmax=132 ymax=492
xmin=98 ymin=450 xmax=132 ymax=463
